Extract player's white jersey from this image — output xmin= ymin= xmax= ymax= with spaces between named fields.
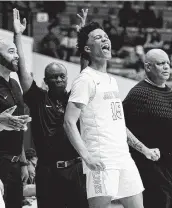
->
xmin=69 ymin=66 xmax=132 ymax=169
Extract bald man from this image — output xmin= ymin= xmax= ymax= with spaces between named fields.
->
xmin=13 ymin=8 xmax=88 ymax=208
xmin=123 ymin=49 xmax=172 ymax=208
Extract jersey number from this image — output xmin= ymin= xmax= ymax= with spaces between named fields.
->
xmin=111 ymin=102 xmax=122 ymax=120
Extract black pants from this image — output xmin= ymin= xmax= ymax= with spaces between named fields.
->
xmin=136 ymin=156 xmax=172 ymax=208
xmin=36 ymin=160 xmax=89 ymax=208
xmin=0 ymin=157 xmax=23 ymax=208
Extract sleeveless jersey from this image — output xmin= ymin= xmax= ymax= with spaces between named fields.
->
xmin=69 ymin=67 xmax=132 ymax=169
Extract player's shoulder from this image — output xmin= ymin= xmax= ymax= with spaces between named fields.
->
xmin=74 ymin=67 xmax=95 ymax=83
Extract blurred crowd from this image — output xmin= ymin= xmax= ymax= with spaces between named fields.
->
xmin=2 ymin=1 xmax=171 ymax=75
xmin=37 ymin=1 xmax=172 ymax=75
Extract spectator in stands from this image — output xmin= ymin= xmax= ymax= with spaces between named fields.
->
xmin=138 ymin=2 xmax=156 ymax=28
xmin=60 ymin=28 xmax=77 ymax=62
xmin=117 ymin=28 xmax=135 ymax=59
xmin=156 ymin=11 xmax=163 ymax=28
xmin=124 ymin=45 xmax=145 ymax=72
xmin=108 ymin=26 xmax=122 ymax=57
xmin=40 ymin=24 xmax=62 ymax=59
xmin=102 ymin=19 xmax=112 ymax=36
xmin=43 ymin=1 xmax=66 ymax=23
xmin=135 ymin=28 xmax=147 ymax=46
xmin=144 ymin=30 xmax=164 ymax=52
xmin=118 ymin=1 xmax=138 ymax=28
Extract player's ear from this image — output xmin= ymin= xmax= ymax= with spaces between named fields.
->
xmin=145 ymin=62 xmax=151 ymax=73
xmin=84 ymin=45 xmax=91 ymax=53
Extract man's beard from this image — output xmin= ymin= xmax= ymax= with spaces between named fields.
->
xmin=0 ymin=55 xmax=18 ymax=72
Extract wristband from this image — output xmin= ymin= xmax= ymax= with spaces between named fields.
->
xmin=20 ymin=161 xmax=28 ymax=166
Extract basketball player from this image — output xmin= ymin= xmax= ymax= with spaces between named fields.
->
xmin=64 ymin=20 xmax=160 ymax=208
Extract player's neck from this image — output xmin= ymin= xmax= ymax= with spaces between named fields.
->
xmin=90 ymin=59 xmax=107 ymax=73
xmin=0 ymin=65 xmax=10 ymax=82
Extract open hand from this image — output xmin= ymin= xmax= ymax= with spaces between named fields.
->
xmin=13 ymin=8 xmax=26 ymax=34
xmin=0 ymin=105 xmax=31 ymax=131
xmin=76 ymin=9 xmax=88 ymax=32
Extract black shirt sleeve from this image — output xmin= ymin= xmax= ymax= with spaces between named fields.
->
xmin=23 ymin=81 xmax=44 ymax=109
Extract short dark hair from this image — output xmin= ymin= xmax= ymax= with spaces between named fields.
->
xmin=25 ymin=148 xmax=37 ymax=160
xmin=77 ymin=21 xmax=103 ymax=58
xmin=44 ymin=62 xmax=67 ymax=78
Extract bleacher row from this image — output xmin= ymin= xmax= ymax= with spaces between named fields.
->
xmin=63 ymin=1 xmax=172 ymax=28
xmin=1 ymin=1 xmax=172 ymax=59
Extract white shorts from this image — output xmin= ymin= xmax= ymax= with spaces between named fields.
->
xmin=85 ymin=161 xmax=144 ymax=200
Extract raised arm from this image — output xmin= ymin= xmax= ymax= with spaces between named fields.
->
xmin=76 ymin=8 xmax=88 ymax=32
xmin=76 ymin=9 xmax=89 ymax=71
xmin=126 ymin=127 xmax=160 ymax=161
xmin=13 ymin=8 xmax=33 ymax=94
xmin=64 ymin=102 xmax=105 ymax=171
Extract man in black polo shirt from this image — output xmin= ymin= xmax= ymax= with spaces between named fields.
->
xmin=0 ymin=35 xmax=32 ymax=208
xmin=13 ymin=8 xmax=88 ymax=208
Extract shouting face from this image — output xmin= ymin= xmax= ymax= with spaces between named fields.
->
xmin=85 ymin=28 xmax=112 ymax=60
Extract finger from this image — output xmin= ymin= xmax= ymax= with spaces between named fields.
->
xmin=100 ymin=161 xmax=106 ymax=170
xmin=6 ymin=125 xmax=21 ymax=131
xmin=22 ymin=18 xmax=27 ymax=28
xmin=17 ymin=9 xmax=20 ymax=21
xmin=22 ymin=125 xmax=28 ymax=132
xmin=13 ymin=8 xmax=17 ymax=20
xmin=77 ymin=14 xmax=82 ymax=20
xmin=17 ymin=116 xmax=32 ymax=123
xmin=95 ymin=162 xmax=105 ymax=171
xmin=154 ymin=149 xmax=160 ymax=158
xmin=8 ymin=118 xmax=25 ymax=128
xmin=22 ymin=176 xmax=28 ymax=184
xmin=13 ymin=8 xmax=16 ymax=20
xmin=90 ymin=164 xmax=98 ymax=171
xmin=151 ymin=155 xmax=159 ymax=161
xmin=2 ymin=105 xmax=17 ymax=114
xmin=84 ymin=9 xmax=88 ymax=17
xmin=8 ymin=122 xmax=24 ymax=130
xmin=17 ymin=115 xmax=30 ymax=119
xmin=156 ymin=148 xmax=160 ymax=157
xmin=99 ymin=161 xmax=106 ymax=170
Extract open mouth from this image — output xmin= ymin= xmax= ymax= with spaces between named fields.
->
xmin=101 ymin=43 xmax=110 ymax=53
